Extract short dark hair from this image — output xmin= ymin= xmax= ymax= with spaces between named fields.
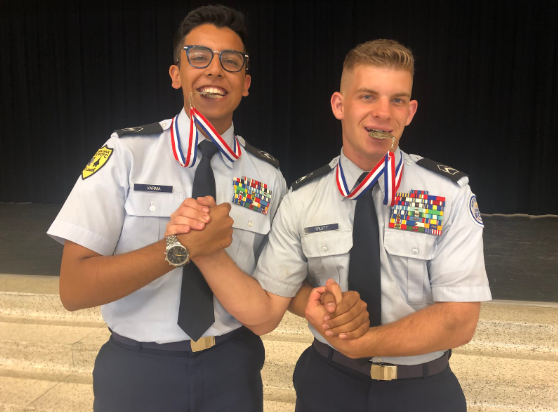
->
xmin=173 ymin=5 xmax=248 ymax=64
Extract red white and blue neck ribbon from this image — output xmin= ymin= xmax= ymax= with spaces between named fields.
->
xmin=336 ymin=151 xmax=404 ymax=206
xmin=170 ymin=109 xmax=242 ymax=167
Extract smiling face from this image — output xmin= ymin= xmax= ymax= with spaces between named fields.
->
xmin=331 ymin=64 xmax=418 ymax=170
xmin=169 ymin=24 xmax=251 ymax=134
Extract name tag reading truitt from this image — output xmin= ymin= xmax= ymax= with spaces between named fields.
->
xmin=134 ymin=184 xmax=173 ymax=193
xmin=304 ymin=224 xmax=339 ymax=234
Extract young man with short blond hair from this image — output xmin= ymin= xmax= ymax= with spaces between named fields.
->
xmin=182 ymin=39 xmax=491 ymax=411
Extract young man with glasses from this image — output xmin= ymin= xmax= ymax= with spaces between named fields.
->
xmin=48 ymin=5 xmax=294 ymax=411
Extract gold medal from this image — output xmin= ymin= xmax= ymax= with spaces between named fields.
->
xmin=368 ymin=129 xmax=395 ymax=149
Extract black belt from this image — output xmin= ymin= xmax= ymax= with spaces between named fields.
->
xmin=111 ymin=327 xmax=245 ymax=353
xmin=313 ymin=339 xmax=450 ymax=381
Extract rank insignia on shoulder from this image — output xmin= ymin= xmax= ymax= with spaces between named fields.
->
xmin=232 ymin=177 xmax=272 ymax=215
xmin=388 ymin=190 xmax=445 ymax=235
xmin=114 ymin=121 xmax=165 ymax=137
xmin=291 ymin=163 xmax=333 ymax=191
xmin=415 ymin=158 xmax=468 ymax=185
xmin=242 ymin=140 xmax=280 ymax=168
xmin=82 ymin=145 xmax=113 ymax=180
xmin=468 ymin=194 xmax=484 ymax=227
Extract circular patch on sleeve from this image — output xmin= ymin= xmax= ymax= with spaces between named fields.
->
xmin=469 ymin=194 xmax=484 ymax=227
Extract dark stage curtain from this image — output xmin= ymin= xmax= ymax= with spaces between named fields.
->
xmin=1 ymin=0 xmax=557 ymax=214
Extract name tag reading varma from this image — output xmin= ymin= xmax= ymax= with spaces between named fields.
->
xmin=134 ymin=184 xmax=173 ymax=193
xmin=304 ymin=224 xmax=339 ymax=234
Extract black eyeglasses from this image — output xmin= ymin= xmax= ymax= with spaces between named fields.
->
xmin=180 ymin=45 xmax=249 ymax=73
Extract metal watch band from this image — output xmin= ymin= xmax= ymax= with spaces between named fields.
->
xmin=165 ymin=235 xmax=190 ymax=267
xmin=166 ymin=235 xmax=180 ymax=248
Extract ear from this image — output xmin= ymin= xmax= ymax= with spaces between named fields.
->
xmin=331 ymin=92 xmax=344 ymax=120
xmin=169 ymin=65 xmax=182 ymax=90
xmin=242 ymin=74 xmax=252 ymax=97
xmin=405 ymin=100 xmax=418 ymax=125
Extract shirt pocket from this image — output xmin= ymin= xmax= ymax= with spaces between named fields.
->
xmin=123 ymin=191 xmax=185 ymax=247
xmin=383 ymin=230 xmax=437 ymax=305
xmin=229 ymin=205 xmax=271 ymax=274
xmin=301 ymin=229 xmax=352 ymax=286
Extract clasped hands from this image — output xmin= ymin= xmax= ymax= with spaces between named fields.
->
xmin=165 ymin=196 xmax=371 ymax=343
xmin=165 ymin=196 xmax=234 ymax=259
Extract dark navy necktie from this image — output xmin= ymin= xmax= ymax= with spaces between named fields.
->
xmin=177 ymin=140 xmax=220 ymax=341
xmin=348 ymin=173 xmax=382 ymax=327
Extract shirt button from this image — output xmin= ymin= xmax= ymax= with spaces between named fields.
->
xmin=248 ymin=221 xmax=253 ymax=227
xmin=412 ymin=247 xmax=419 ymax=255
xmin=406 ymin=160 xmax=412 ymax=165
xmin=322 ymin=245 xmax=328 ymax=252
xmin=149 ymin=203 xmax=156 ymax=212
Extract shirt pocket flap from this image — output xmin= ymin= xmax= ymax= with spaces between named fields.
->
xmin=230 ymin=204 xmax=271 ymax=235
xmin=124 ymin=192 xmax=184 ymax=218
xmin=301 ymin=229 xmax=352 ymax=258
xmin=384 ymin=229 xmax=437 ymax=260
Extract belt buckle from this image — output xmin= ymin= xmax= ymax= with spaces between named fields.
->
xmin=190 ymin=336 xmax=216 ymax=352
xmin=370 ymin=364 xmax=398 ymax=381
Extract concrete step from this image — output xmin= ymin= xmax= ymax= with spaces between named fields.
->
xmin=465 ymin=301 xmax=558 ymax=362
xmin=0 ymin=371 xmax=93 ymax=412
xmin=0 ymin=371 xmax=295 ymax=412
xmin=1 ymin=274 xmax=558 ymax=412
xmin=4 ymin=312 xmax=553 ymax=383
xmin=1 ymin=340 xmax=556 ymax=412
xmin=0 ymin=292 xmax=102 ymax=326
xmin=0 ymin=319 xmax=106 ymax=377
xmin=3 ymin=287 xmax=557 ymax=360
xmin=0 ymin=319 xmax=300 ymax=403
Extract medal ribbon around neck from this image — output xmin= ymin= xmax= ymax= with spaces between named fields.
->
xmin=336 ymin=151 xmax=404 ymax=206
xmin=170 ymin=109 xmax=242 ymax=168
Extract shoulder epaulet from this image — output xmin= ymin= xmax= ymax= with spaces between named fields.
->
xmin=291 ymin=163 xmax=333 ymax=191
xmin=415 ymin=157 xmax=468 ymax=184
xmin=243 ymin=139 xmax=280 ymax=168
xmin=114 ymin=121 xmax=166 ymax=138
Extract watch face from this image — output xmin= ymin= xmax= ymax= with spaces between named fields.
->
xmin=167 ymin=245 xmax=188 ymax=265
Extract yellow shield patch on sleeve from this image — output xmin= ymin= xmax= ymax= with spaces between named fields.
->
xmin=82 ymin=145 xmax=114 ymax=179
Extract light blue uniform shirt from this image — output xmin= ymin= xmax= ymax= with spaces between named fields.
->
xmin=48 ymin=108 xmax=287 ymax=343
xmin=254 ymin=148 xmax=491 ymax=365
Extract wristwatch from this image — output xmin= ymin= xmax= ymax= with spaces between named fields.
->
xmin=165 ymin=235 xmax=190 ymax=267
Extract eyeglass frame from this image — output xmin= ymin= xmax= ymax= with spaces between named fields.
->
xmin=178 ymin=45 xmax=250 ymax=73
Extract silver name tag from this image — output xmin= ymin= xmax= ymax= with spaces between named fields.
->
xmin=304 ymin=224 xmax=339 ymax=234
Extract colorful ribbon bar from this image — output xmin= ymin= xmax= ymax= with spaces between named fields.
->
xmin=389 ymin=190 xmax=446 ymax=236
xmin=232 ymin=177 xmax=272 ymax=215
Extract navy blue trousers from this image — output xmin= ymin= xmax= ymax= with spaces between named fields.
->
xmin=293 ymin=345 xmax=467 ymax=412
xmin=93 ymin=327 xmax=264 ymax=412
